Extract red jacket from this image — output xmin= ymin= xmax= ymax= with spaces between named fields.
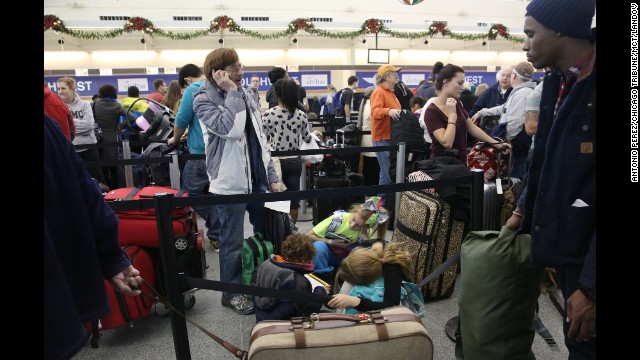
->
xmin=44 ymin=82 xmax=75 ymax=141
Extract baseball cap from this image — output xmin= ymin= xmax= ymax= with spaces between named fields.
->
xmin=377 ymin=64 xmax=402 ymax=77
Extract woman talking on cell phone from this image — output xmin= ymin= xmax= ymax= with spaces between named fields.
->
xmin=423 ymin=64 xmax=510 ymax=163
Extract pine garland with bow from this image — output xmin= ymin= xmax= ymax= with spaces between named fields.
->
xmin=43 ymin=14 xmax=524 ymax=43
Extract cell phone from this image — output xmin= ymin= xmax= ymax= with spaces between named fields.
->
xmin=326 ymin=232 xmax=350 ymax=242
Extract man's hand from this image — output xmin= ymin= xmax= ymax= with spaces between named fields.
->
xmin=566 ymin=289 xmax=596 ymax=342
xmin=471 ymin=113 xmax=482 ymax=125
xmin=212 ymin=70 xmax=237 ymax=93
xmin=389 ymin=108 xmax=401 ymax=120
xmin=110 ymin=265 xmax=143 ymax=296
xmin=270 ymin=182 xmax=279 ymax=192
xmin=505 ymin=207 xmax=523 ymax=229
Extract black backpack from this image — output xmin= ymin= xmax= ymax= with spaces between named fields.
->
xmin=390 ymin=110 xmax=426 ymax=152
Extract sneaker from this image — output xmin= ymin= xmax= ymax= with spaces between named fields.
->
xmin=221 ymin=295 xmax=254 ymax=315
xmin=209 ymin=238 xmax=220 ymax=252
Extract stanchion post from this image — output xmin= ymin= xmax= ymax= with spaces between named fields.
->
xmin=470 ymin=169 xmax=484 ymax=231
xmin=300 ymin=161 xmax=307 ymax=213
xmin=154 ymin=193 xmax=191 ymax=360
xmin=394 ymin=142 xmax=406 ymax=217
xmin=122 ymin=140 xmax=133 ymax=188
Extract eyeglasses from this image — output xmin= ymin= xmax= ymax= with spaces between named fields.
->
xmin=224 ymin=63 xmax=245 ymax=72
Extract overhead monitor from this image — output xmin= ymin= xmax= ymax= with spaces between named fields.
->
xmin=368 ymin=49 xmax=390 ymax=64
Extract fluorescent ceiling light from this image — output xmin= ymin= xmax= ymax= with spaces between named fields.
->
xmin=92 ymin=51 xmax=156 ymax=61
xmin=44 ymin=51 xmax=89 ymax=61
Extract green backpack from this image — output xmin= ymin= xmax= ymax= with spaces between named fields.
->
xmin=241 ymin=233 xmax=275 ymax=285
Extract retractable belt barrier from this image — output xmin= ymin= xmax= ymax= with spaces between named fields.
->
xmin=108 ymin=168 xmax=485 ymax=360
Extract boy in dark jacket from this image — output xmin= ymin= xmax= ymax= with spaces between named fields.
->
xmin=253 ymin=233 xmax=330 ymax=321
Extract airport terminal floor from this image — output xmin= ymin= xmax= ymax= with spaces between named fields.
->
xmin=72 ymin=212 xmax=569 ymax=360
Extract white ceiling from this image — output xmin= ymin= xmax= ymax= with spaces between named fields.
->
xmin=44 ymin=0 xmax=594 ymax=52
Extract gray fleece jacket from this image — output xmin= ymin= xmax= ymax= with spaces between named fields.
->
xmin=478 ymin=81 xmax=536 ymax=139
xmin=193 ymin=81 xmax=277 ymax=195
xmin=67 ymin=94 xmax=96 ymax=149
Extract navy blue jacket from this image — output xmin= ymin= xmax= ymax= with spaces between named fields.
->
xmin=253 ymin=257 xmax=327 ymax=322
xmin=44 ymin=114 xmax=131 ymax=359
xmin=468 ymin=82 xmax=512 ymax=117
xmin=520 ymin=52 xmax=596 ymax=294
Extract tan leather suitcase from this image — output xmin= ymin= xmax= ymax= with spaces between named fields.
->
xmin=248 ymin=306 xmax=433 ymax=360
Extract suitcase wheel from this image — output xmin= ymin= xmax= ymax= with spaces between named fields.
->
xmin=175 ymin=236 xmax=188 ymax=251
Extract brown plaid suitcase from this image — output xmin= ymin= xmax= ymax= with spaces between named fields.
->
xmin=248 ymin=306 xmax=433 ymax=360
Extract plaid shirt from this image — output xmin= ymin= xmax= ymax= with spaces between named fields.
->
xmin=554 ymin=49 xmax=595 ymax=117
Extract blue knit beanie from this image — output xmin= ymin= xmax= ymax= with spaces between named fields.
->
xmin=526 ymin=0 xmax=595 ymax=39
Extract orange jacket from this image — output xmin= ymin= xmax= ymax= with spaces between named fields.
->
xmin=369 ymin=85 xmax=400 ymax=142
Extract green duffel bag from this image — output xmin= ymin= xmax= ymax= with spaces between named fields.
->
xmin=456 ymin=226 xmax=545 ymax=360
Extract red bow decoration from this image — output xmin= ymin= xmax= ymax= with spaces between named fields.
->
xmin=365 ymin=19 xmax=383 ymax=34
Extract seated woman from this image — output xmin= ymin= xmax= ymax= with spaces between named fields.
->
xmin=423 ymin=64 xmax=510 ymax=164
xmin=307 ymin=196 xmax=389 ymax=284
xmin=252 ymin=233 xmax=330 ymax=322
xmin=327 ymin=241 xmax=412 ymax=313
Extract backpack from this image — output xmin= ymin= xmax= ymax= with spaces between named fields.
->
xmin=318 ymin=96 xmax=333 ymax=117
xmin=332 ymin=88 xmax=347 ymax=115
xmin=390 ymin=110 xmax=426 ymax=152
xmin=241 ymin=233 xmax=274 ymax=285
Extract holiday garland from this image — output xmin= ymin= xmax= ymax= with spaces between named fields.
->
xmin=44 ymin=14 xmax=524 ymax=43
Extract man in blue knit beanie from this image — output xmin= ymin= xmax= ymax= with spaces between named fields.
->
xmin=506 ymin=0 xmax=597 ymax=358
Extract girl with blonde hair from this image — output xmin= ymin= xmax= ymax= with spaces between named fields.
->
xmin=307 ymin=196 xmax=389 ymax=283
xmin=328 ymin=241 xmax=413 ymax=313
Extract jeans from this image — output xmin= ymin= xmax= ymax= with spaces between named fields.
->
xmin=77 ymin=148 xmax=106 ymax=184
xmin=557 ymin=266 xmax=597 ymax=359
xmin=312 ymin=241 xmax=344 ymax=274
xmin=373 ymin=139 xmax=392 ymax=205
xmin=182 ymin=159 xmax=220 ymax=240
xmin=279 ymin=157 xmax=302 ymax=209
xmin=217 ymin=186 xmax=267 ymax=298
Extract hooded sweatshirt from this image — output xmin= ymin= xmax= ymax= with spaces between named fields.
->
xmin=66 ymin=94 xmax=97 ymax=150
xmin=478 ymin=81 xmax=536 ymax=139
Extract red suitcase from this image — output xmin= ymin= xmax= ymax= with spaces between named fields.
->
xmin=87 ymin=245 xmax=156 ymax=332
xmin=105 ymin=186 xmax=190 ymax=247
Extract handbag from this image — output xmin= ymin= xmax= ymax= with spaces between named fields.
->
xmin=466 ymin=139 xmax=508 ymax=182
xmin=299 ymin=133 xmax=324 ymax=164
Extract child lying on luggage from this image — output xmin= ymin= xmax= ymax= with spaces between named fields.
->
xmin=252 ymin=233 xmax=331 ymax=322
xmin=307 ymin=196 xmax=389 ymax=284
xmin=328 ymin=242 xmax=413 ymax=314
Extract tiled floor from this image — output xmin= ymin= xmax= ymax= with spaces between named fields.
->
xmin=73 ymin=209 xmax=569 ymax=360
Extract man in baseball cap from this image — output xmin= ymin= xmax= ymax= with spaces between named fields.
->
xmin=508 ymin=0 xmax=596 ymax=357
xmin=369 ymin=64 xmax=402 ymax=208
